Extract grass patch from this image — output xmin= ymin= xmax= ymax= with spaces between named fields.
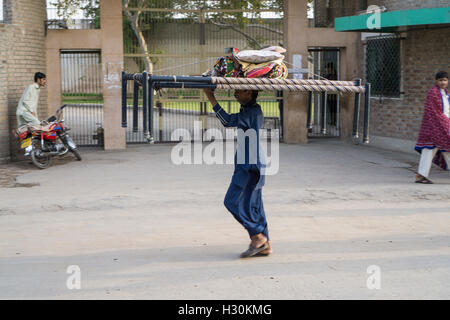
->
xmin=161 ymin=101 xmax=280 ymax=118
xmin=63 ymin=96 xmax=281 ymax=117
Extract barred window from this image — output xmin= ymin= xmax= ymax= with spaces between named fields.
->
xmin=314 ymin=0 xmax=370 ymax=28
xmin=0 ymin=0 xmax=3 ymax=22
xmin=0 ymin=0 xmax=9 ymax=23
xmin=366 ymin=35 xmax=401 ymax=98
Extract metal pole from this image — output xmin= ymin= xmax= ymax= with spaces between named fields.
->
xmin=153 ymin=82 xmax=217 ymax=89
xmin=228 ymin=90 xmax=231 ymax=114
xmin=363 ymin=82 xmax=371 ymax=144
xmin=150 ymin=75 xmax=213 ymax=83
xmin=277 ymin=90 xmax=284 ymax=141
xmin=142 ymin=71 xmax=148 ymax=134
xmin=317 ymin=51 xmax=321 ymax=134
xmin=132 ymin=80 xmax=139 ymax=133
xmin=121 ymin=71 xmax=127 ymax=128
xmin=321 ymin=91 xmax=327 ymax=134
xmin=148 ymin=74 xmax=154 ymax=142
xmin=307 ymin=90 xmax=312 ymax=131
xmin=201 ymin=101 xmax=206 ymax=141
xmin=336 ymin=50 xmax=341 ymax=134
xmin=271 ymin=91 xmax=284 ymax=141
xmin=157 ymin=101 xmax=162 ymax=142
xmin=352 ymin=78 xmax=362 ymax=139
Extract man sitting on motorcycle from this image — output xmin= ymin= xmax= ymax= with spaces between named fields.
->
xmin=16 ymin=72 xmax=46 ymax=127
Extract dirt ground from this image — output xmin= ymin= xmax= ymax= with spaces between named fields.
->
xmin=0 ymin=140 xmax=449 ymax=299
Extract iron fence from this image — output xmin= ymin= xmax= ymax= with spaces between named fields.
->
xmin=45 ymin=4 xmax=100 ymax=30
xmin=122 ymin=73 xmax=371 ymax=144
xmin=153 ymin=93 xmax=282 ymax=143
xmin=123 ymin=13 xmax=284 ymax=75
xmin=0 ymin=0 xmax=10 ymax=24
xmin=122 ymin=5 xmax=284 ymax=143
xmin=60 ymin=50 xmax=104 ymax=146
xmin=61 ymin=50 xmax=103 ymax=95
xmin=123 ymin=89 xmax=282 ymax=144
xmin=63 ymin=104 xmax=103 ymax=146
xmin=307 ymin=48 xmax=341 ymax=138
xmin=0 ymin=0 xmax=4 ymax=23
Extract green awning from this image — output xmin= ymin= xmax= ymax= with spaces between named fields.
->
xmin=335 ymin=7 xmax=450 ymax=32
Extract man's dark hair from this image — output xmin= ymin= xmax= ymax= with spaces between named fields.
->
xmin=435 ymin=71 xmax=448 ymax=80
xmin=34 ymin=72 xmax=46 ymax=82
xmin=251 ymin=90 xmax=259 ymax=100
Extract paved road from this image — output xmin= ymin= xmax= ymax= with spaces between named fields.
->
xmin=0 ymin=140 xmax=449 ymax=299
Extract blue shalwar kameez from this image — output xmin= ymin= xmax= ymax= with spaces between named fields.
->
xmin=213 ymin=100 xmax=269 ymax=241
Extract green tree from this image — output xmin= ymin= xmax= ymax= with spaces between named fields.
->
xmin=51 ymin=1 xmax=313 ymax=72
xmin=50 ymin=0 xmax=100 ymax=27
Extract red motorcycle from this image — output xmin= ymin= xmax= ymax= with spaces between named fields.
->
xmin=15 ymin=104 xmax=81 ymax=169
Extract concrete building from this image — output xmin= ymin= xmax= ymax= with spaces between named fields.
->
xmin=0 ymin=0 xmax=125 ymax=163
xmin=2 ymin=0 xmax=448 ymax=162
xmin=334 ymin=0 xmax=450 ymax=153
xmin=46 ymin=0 xmax=125 ymax=150
xmin=282 ymin=0 xmax=366 ymax=143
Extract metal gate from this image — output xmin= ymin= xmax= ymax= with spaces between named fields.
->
xmin=307 ymin=48 xmax=341 ymax=138
xmin=153 ymin=91 xmax=282 ymax=143
xmin=60 ymin=50 xmax=104 ymax=146
xmin=123 ymin=79 xmax=282 ymax=144
xmin=123 ymin=3 xmax=284 ymax=143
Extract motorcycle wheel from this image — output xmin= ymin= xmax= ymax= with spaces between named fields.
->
xmin=31 ymin=149 xmax=50 ymax=169
xmin=71 ymin=148 xmax=82 ymax=161
xmin=62 ymin=134 xmax=82 ymax=161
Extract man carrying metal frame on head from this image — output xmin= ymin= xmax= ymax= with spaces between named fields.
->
xmin=121 ymin=72 xmax=371 ymax=259
xmin=204 ymin=87 xmax=271 ymax=258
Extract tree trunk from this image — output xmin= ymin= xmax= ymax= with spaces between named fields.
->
xmin=123 ymin=0 xmax=153 ymax=73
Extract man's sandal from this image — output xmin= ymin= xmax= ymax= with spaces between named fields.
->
xmin=254 ymin=250 xmax=272 ymax=257
xmin=240 ymin=242 xmax=269 ymax=258
xmin=415 ymin=177 xmax=433 ymax=184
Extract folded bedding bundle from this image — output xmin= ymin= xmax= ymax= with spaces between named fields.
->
xmin=203 ymin=46 xmax=288 ymax=79
xmin=235 ymin=49 xmax=284 ymax=64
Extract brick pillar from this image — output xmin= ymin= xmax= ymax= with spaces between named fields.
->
xmin=283 ymin=0 xmax=309 ymax=144
xmin=100 ymin=0 xmax=126 ymax=150
xmin=0 ymin=24 xmax=10 ymax=163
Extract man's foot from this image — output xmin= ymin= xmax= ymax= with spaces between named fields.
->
xmin=239 ymin=234 xmax=270 ymax=258
xmin=415 ymin=174 xmax=433 ymax=184
xmin=250 ymin=233 xmax=267 ymax=248
xmin=255 ymin=241 xmax=272 ymax=256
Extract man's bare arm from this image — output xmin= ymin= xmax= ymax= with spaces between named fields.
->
xmin=203 ymin=88 xmax=218 ymax=106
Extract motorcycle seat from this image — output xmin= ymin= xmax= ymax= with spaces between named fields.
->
xmin=12 ymin=125 xmax=31 ymax=140
xmin=30 ymin=124 xmax=53 ymax=132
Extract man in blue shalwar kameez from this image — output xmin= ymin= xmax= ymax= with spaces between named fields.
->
xmin=204 ymin=88 xmax=271 ymax=258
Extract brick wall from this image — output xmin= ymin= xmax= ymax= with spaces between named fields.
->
xmin=0 ymin=23 xmax=12 ymax=162
xmin=0 ymin=0 xmax=47 ymax=162
xmin=369 ymin=28 xmax=450 ymax=142
xmin=368 ymin=0 xmax=448 ymax=11
xmin=314 ymin=0 xmax=368 ymax=27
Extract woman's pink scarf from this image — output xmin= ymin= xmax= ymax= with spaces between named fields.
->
xmin=415 ymin=85 xmax=450 ymax=169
